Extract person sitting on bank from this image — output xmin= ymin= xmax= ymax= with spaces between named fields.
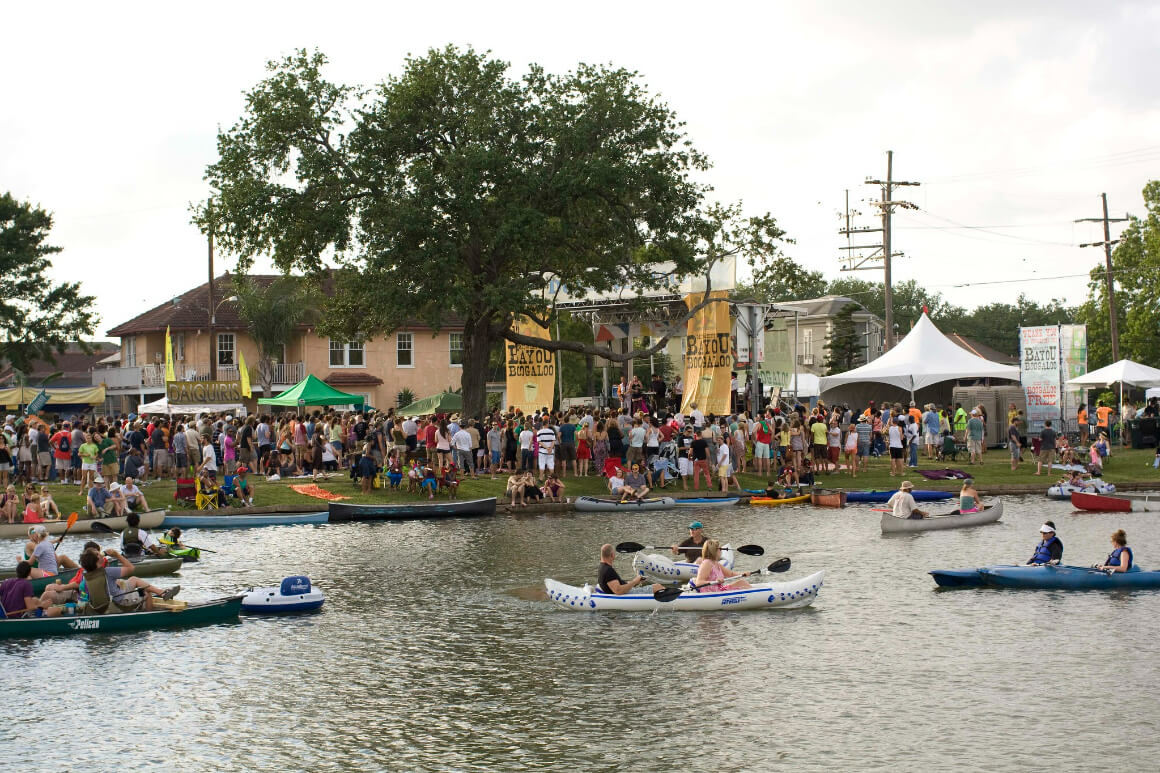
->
xmin=622 ymin=464 xmax=650 ymax=503
xmin=38 ymin=486 xmax=62 ymax=521
xmin=887 ymin=480 xmax=927 ymax=520
xmin=672 ymin=521 xmax=709 ymax=562
xmin=505 ymin=472 xmax=527 ymax=507
xmin=121 ymin=512 xmax=166 ymax=558
xmin=1096 ymin=529 xmax=1133 ymax=573
xmin=1027 ymin=522 xmax=1063 ymax=565
xmin=440 ymin=464 xmax=460 ymax=499
xmin=232 ymin=466 xmax=254 ymax=506
xmin=607 ymin=468 xmax=627 ymax=499
xmin=86 ymin=477 xmax=123 ymax=517
xmin=597 ymin=543 xmax=662 ymax=595
xmin=541 ymin=472 xmax=565 ymax=503
xmin=419 ymin=462 xmax=438 ymax=500
xmin=958 ymin=478 xmax=981 ymax=513
xmin=692 ymin=539 xmax=752 ymax=591
xmin=120 ymin=477 xmax=150 ymax=512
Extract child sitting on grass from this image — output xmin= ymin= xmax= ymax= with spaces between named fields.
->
xmin=420 ymin=463 xmax=438 ymax=499
xmin=441 ymin=464 xmax=459 ymax=499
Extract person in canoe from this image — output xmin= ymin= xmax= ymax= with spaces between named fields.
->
xmin=24 ymin=524 xmax=80 ymax=579
xmin=672 ymin=521 xmax=709 ymax=562
xmin=0 ymin=561 xmax=38 ymax=618
xmin=598 ymin=543 xmax=662 ymax=595
xmin=1027 ymin=522 xmax=1063 ymax=565
xmin=121 ymin=512 xmax=166 ymax=558
xmin=958 ymin=478 xmax=981 ymax=513
xmin=691 ymin=540 xmax=751 ymax=591
xmin=887 ymin=481 xmax=928 ymax=520
xmin=1095 ymin=530 xmax=1133 ymax=573
xmin=161 ymin=527 xmax=188 ymax=550
xmin=74 ymin=547 xmax=179 ymax=614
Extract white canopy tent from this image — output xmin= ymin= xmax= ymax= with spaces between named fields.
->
xmin=137 ymin=396 xmax=246 ymax=416
xmin=818 ymin=313 xmax=1021 ymax=399
xmin=767 ymin=373 xmax=820 ymax=398
xmin=1066 ymin=359 xmax=1160 ymax=419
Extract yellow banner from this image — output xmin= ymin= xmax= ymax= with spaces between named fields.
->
xmin=680 ymin=290 xmax=732 ymax=416
xmin=0 ymin=386 xmax=107 ymax=409
xmin=164 ymin=326 xmax=176 ymax=383
xmin=506 ymin=318 xmax=556 ymax=415
xmin=238 ymin=350 xmax=252 ymax=398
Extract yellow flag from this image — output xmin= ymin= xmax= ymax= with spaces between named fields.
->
xmin=164 ymin=326 xmax=176 ymax=382
xmin=238 ymin=350 xmax=252 ymax=398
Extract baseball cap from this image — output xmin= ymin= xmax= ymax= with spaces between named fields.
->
xmin=688 ymin=521 xmax=704 ymax=530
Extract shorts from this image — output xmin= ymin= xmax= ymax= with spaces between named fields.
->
xmin=55 ymin=457 xmax=72 ymax=471
xmin=626 ymin=446 xmax=644 ymax=463
xmin=38 ymin=452 xmax=51 ymax=466
xmin=420 ymin=479 xmax=437 ymax=491
xmin=102 ymin=463 xmax=118 ymax=481
xmin=858 ymin=442 xmax=869 ymax=458
xmin=387 ymin=472 xmax=403 ymax=486
xmin=175 ymin=453 xmax=188 ymax=471
xmin=889 ymin=447 xmax=904 ymax=459
xmin=1009 ymin=441 xmax=1021 ymax=458
xmin=678 ymin=458 xmax=693 ymax=476
xmin=0 ymin=463 xmax=9 ymax=473
xmin=924 ymin=432 xmax=938 ymax=446
xmin=238 ymin=448 xmax=253 ymax=464
xmin=718 ymin=463 xmax=730 ymax=478
xmin=1038 ymin=448 xmax=1054 ymax=464
xmin=828 ymin=447 xmax=840 ymax=462
xmin=81 ymin=462 xmax=98 ymax=472
xmin=968 ymin=440 xmax=984 ymax=455
xmin=538 ymin=454 xmax=555 ymax=471
xmin=153 ymin=450 xmax=169 ymax=467
xmin=491 ymin=450 xmax=501 ymax=465
xmin=754 ymin=441 xmax=770 ymax=459
xmin=558 ymin=443 xmax=576 ymax=462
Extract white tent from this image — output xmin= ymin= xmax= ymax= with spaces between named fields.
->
xmin=137 ymin=396 xmax=246 ymax=416
xmin=818 ymin=313 xmax=1021 ymax=398
xmin=1147 ymin=387 xmax=1160 ymax=401
xmin=1065 ymin=359 xmax=1160 ymax=388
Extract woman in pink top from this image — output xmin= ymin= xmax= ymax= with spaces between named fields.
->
xmin=222 ymin=431 xmax=237 ymax=475
xmin=692 ymin=540 xmax=752 ymax=592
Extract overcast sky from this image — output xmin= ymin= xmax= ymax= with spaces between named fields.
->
xmin=5 ymin=1 xmax=1159 ymax=339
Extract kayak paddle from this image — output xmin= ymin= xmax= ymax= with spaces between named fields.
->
xmin=52 ymin=511 xmax=79 ymax=548
xmin=653 ymin=557 xmax=792 ymax=602
xmin=616 ymin=541 xmax=764 ymax=557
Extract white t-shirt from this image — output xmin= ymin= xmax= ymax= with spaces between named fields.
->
xmin=402 ymin=419 xmax=418 ymax=437
xmin=452 ymin=429 xmax=473 ymax=453
xmin=536 ymin=428 xmax=557 ymax=455
xmin=888 ymin=491 xmax=918 ymax=518
xmin=691 ymin=409 xmax=705 ymax=428
xmin=202 ymin=443 xmax=218 ymax=471
xmin=609 ymin=475 xmax=625 ymax=491
xmin=716 ymin=442 xmax=730 ymax=466
xmin=519 ymin=430 xmax=534 ymax=451
xmin=888 ymin=425 xmax=903 ymax=449
xmin=827 ymin=426 xmax=841 ymax=448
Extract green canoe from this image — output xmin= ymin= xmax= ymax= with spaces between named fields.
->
xmin=14 ymin=557 xmax=186 ymax=595
xmin=0 ymin=595 xmax=243 ymax=639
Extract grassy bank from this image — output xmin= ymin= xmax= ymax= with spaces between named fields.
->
xmin=23 ymin=447 xmax=1160 ymax=516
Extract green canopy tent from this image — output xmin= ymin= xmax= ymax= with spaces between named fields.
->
xmin=396 ymin=391 xmax=463 ymax=417
xmin=257 ymin=374 xmax=365 ymax=408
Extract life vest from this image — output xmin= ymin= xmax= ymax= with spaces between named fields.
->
xmin=1030 ymin=535 xmax=1062 ymax=564
xmin=122 ymin=528 xmax=144 ymax=555
xmin=953 ymin=410 xmax=968 ymax=431
xmin=1106 ymin=546 xmax=1133 ymax=570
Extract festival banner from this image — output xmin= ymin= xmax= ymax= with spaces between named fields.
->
xmin=1019 ymin=325 xmax=1061 ymax=433
xmin=680 ymin=290 xmax=732 ymax=415
xmin=164 ymin=326 xmax=176 ymax=383
xmin=1059 ymin=324 xmax=1088 ymax=428
xmin=238 ymin=350 xmax=252 ymax=398
xmin=758 ymin=318 xmax=793 ymax=391
xmin=506 ymin=318 xmax=556 ymax=415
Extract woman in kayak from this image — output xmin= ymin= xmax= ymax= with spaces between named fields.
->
xmin=1027 ymin=522 xmax=1063 ymax=565
xmin=958 ymin=478 xmax=981 ymax=513
xmin=1096 ymin=530 xmax=1133 ymax=573
xmin=692 ymin=540 xmax=751 ymax=592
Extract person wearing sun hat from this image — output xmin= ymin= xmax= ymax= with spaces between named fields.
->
xmin=887 ymin=480 xmax=927 ymax=520
xmin=672 ymin=521 xmax=710 ymax=562
xmin=1027 ymin=521 xmax=1063 ymax=565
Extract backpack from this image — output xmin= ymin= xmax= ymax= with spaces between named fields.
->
xmin=58 ymin=433 xmax=71 ymax=454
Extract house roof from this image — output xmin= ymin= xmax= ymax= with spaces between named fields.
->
xmin=323 ymin=372 xmax=384 ymax=387
xmin=773 ymin=295 xmax=881 ymax=323
xmin=0 ymin=342 xmax=120 ymax=387
xmin=947 ymin=333 xmax=1019 ymax=365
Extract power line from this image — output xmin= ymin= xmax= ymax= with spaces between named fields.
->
xmin=925 ymin=145 xmax=1160 ymax=185
xmin=906 ymin=207 xmax=1075 ymax=247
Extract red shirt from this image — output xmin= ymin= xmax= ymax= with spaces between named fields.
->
xmin=658 ymin=425 xmax=674 ymax=443
xmin=50 ymin=431 xmax=71 ymax=460
xmin=423 ymin=424 xmax=437 ymax=445
xmin=754 ymin=422 xmax=773 ymax=444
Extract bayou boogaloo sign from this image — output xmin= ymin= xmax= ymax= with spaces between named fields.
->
xmin=167 ymin=380 xmax=244 ymax=405
xmin=506 ymin=318 xmax=556 ymax=415
xmin=1019 ymin=325 xmax=1061 ymax=432
xmin=681 ymin=290 xmax=732 ymax=415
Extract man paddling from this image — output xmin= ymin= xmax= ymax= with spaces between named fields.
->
xmin=887 ymin=481 xmax=927 ymax=520
xmin=597 ymin=544 xmax=661 ymax=595
xmin=121 ymin=512 xmax=166 ymax=558
xmin=1027 ymin=522 xmax=1063 ymax=565
xmin=672 ymin=521 xmax=710 ymax=562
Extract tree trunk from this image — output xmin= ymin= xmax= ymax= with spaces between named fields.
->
xmin=460 ymin=316 xmax=493 ymax=420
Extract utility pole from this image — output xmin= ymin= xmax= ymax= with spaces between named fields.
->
xmin=1076 ymin=193 xmax=1130 ymax=362
xmin=207 ymin=199 xmax=216 ymax=381
xmin=839 ymin=152 xmax=919 ymax=350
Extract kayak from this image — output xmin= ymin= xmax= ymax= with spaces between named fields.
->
xmin=2 ymin=557 xmax=184 ymax=592
xmin=573 ymin=496 xmax=676 ymax=512
xmin=846 ymin=490 xmax=953 ymax=504
xmin=160 ymin=512 xmax=328 ymax=529
xmin=158 ymin=538 xmax=201 ymax=562
xmin=881 ymin=499 xmax=1004 ymax=533
xmin=544 ymin=570 xmax=824 ymax=612
xmin=931 ymin=564 xmax=1160 ymax=590
xmin=328 ymin=497 xmax=497 ymax=521
xmin=749 ymin=494 xmax=811 ymax=507
xmin=0 ymin=510 xmax=165 ymax=541
xmin=0 ymin=595 xmax=243 ymax=639
xmin=1046 ymin=480 xmax=1115 ymax=500
xmin=671 ymin=497 xmax=741 ymax=508
xmin=632 ymin=547 xmax=735 ymax=582
xmin=810 ymin=490 xmax=847 ymax=508
xmin=241 ymin=576 xmax=325 ymax=614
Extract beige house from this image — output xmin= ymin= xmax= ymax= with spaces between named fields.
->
xmin=97 ymin=274 xmax=464 ymax=414
xmin=773 ymin=295 xmax=885 ymax=376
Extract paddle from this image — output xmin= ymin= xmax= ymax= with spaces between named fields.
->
xmin=89 ymin=520 xmax=217 ymax=554
xmin=653 ymin=557 xmax=792 ymax=602
xmin=616 ymin=541 xmax=764 ymax=557
xmin=52 ymin=512 xmax=79 ymax=549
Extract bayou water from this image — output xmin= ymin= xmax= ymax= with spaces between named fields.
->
xmin=2 ymin=495 xmax=1158 ymax=771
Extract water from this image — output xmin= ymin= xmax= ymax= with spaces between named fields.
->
xmin=2 ymin=496 xmax=1158 ymax=771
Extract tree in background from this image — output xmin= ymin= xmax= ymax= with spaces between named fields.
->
xmin=738 ymin=254 xmax=825 ymax=303
xmin=1076 ymin=180 xmax=1160 ymax=369
xmin=199 ymin=48 xmax=788 ymax=418
xmin=0 ymin=193 xmax=96 ymax=372
xmin=231 ymin=274 xmax=316 ymax=396
xmin=823 ymin=303 xmax=862 ymax=374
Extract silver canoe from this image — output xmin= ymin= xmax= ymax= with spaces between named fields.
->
xmin=880 ymin=498 xmax=1004 ymax=533
xmin=0 ymin=509 xmax=166 ymax=541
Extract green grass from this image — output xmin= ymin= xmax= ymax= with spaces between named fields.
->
xmin=22 ymin=446 xmax=1159 ymax=515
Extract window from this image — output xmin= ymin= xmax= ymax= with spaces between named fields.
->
xmin=217 ymin=333 xmax=235 ymax=366
xmin=397 ymin=332 xmax=413 ymax=367
xmin=449 ymin=332 xmax=464 ymax=367
xmin=172 ymin=333 xmax=185 ymax=362
xmin=123 ymin=336 xmax=136 ymax=367
xmin=330 ymin=340 xmax=365 ymax=368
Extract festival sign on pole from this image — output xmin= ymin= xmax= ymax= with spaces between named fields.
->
xmin=680 ymin=290 xmax=731 ymax=415
xmin=758 ymin=318 xmax=793 ymax=392
xmin=167 ymin=380 xmax=244 ymax=405
xmin=1059 ymin=324 xmax=1088 ymax=426
xmin=506 ymin=318 xmax=556 ymax=415
xmin=1019 ymin=325 xmax=1061 ymax=433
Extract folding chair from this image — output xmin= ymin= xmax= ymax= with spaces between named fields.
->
xmin=174 ymin=478 xmax=196 ymax=504
xmin=195 ymin=478 xmax=220 ymax=510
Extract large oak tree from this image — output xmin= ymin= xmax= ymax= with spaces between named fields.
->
xmin=199 ymin=48 xmax=786 ymax=416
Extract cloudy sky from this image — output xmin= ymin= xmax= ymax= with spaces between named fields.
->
xmin=4 ymin=1 xmax=1159 ymax=338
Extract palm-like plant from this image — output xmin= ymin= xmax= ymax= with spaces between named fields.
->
xmin=232 ymin=274 xmax=316 ymax=396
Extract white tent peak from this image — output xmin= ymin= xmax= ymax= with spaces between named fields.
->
xmin=818 ymin=312 xmax=1021 ymax=396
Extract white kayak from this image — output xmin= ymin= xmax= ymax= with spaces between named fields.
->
xmin=544 ymin=570 xmax=824 ymax=612
xmin=632 ymin=546 xmax=735 ymax=582
xmin=1047 ymin=480 xmax=1115 ymax=500
xmin=241 ymin=576 xmax=325 ymax=615
xmin=880 ymin=499 xmax=1004 ymax=533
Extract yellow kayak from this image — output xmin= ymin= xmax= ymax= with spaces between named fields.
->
xmin=749 ymin=494 xmax=811 ymax=506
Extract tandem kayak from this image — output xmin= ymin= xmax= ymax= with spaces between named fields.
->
xmin=2 ymin=557 xmax=185 ymax=594
xmin=328 ymin=497 xmax=497 ymax=522
xmin=1046 ymin=480 xmax=1115 ymax=500
xmin=631 ymin=547 xmax=735 ymax=582
xmin=573 ymin=496 xmax=676 ymax=512
xmin=0 ymin=595 xmax=243 ymax=639
xmin=0 ymin=510 xmax=166 ymax=541
xmin=544 ymin=570 xmax=824 ymax=612
xmin=931 ymin=564 xmax=1160 ymax=590
xmin=881 ymin=499 xmax=1004 ymax=534
xmin=160 ymin=512 xmax=328 ymax=529
xmin=749 ymin=494 xmax=811 ymax=507
xmin=846 ymin=490 xmax=953 ymax=504
xmin=671 ymin=497 xmax=741 ymax=508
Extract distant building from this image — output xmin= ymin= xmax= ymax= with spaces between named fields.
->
xmin=772 ymin=295 xmax=886 ymax=375
xmin=97 ymin=274 xmax=464 ymax=414
xmin=946 ymin=333 xmax=1019 ymax=365
xmin=0 ymin=342 xmax=120 ymax=388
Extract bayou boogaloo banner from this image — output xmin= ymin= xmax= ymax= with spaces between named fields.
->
xmin=681 ymin=290 xmax=731 ymax=416
xmin=1019 ymin=325 xmax=1061 ymax=432
xmin=506 ymin=318 xmax=556 ymax=415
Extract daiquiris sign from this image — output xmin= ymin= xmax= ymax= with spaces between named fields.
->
xmin=167 ymin=380 xmax=244 ymax=405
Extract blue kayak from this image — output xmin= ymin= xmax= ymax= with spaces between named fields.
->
xmin=932 ymin=565 xmax=1160 ymax=590
xmin=847 ymin=489 xmax=953 ymax=504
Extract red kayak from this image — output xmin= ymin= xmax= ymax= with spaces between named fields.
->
xmin=1070 ymin=490 xmax=1131 ymax=512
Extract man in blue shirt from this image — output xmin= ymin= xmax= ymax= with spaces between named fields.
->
xmin=557 ymin=416 xmax=577 ymax=477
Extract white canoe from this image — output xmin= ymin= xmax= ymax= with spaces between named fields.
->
xmin=573 ymin=496 xmax=676 ymax=512
xmin=545 ymin=570 xmax=823 ymax=612
xmin=0 ymin=509 xmax=165 ymax=540
xmin=632 ymin=547 xmax=735 ymax=582
xmin=880 ymin=498 xmax=1004 ymax=533
xmin=1047 ymin=480 xmax=1115 ymax=500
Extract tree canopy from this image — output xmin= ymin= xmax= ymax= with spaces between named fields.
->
xmin=0 ymin=192 xmax=97 ymax=373
xmin=200 ymin=48 xmax=788 ymax=416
